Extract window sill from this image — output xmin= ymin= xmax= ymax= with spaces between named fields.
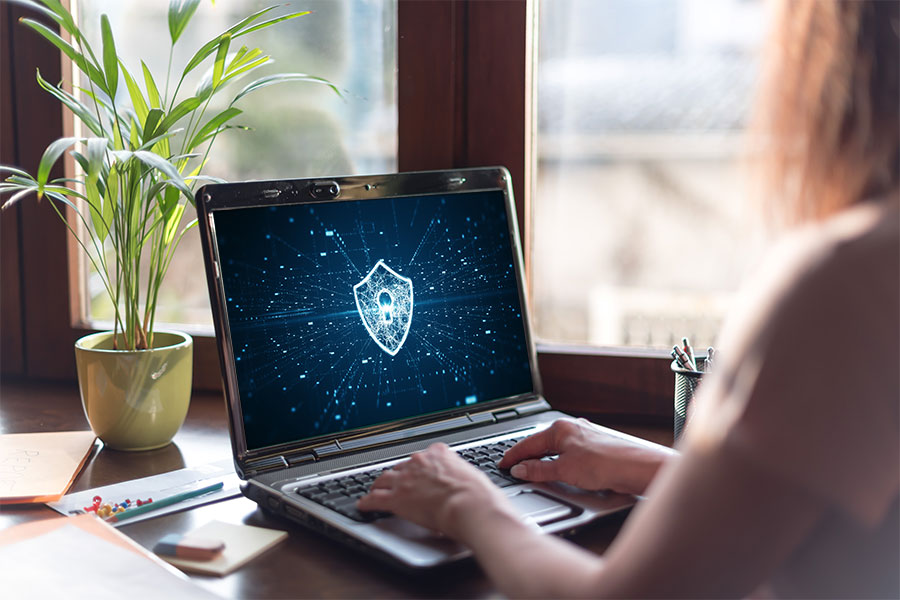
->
xmin=537 ymin=344 xmax=674 ymax=420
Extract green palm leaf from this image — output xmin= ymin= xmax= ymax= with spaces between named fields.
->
xmin=36 ymin=137 xmax=82 ymax=189
xmin=132 ymin=150 xmax=193 ymax=200
xmin=187 ymin=107 xmax=241 ymax=151
xmin=100 ymin=15 xmax=118 ymax=97
xmin=232 ymin=73 xmax=342 ymax=105
xmin=168 ymin=0 xmax=202 ymax=45
xmin=33 ymin=70 xmax=103 ymax=136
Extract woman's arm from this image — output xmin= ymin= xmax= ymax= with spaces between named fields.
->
xmin=451 ymin=500 xmax=607 ymax=598
xmin=359 ymin=430 xmax=825 ymax=598
xmin=357 ymin=442 xmax=609 ymax=598
xmin=498 ymin=418 xmax=677 ymax=495
xmin=358 ymin=420 xmax=676 ymax=596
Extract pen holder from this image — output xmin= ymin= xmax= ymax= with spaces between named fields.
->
xmin=671 ymin=358 xmax=705 ymax=442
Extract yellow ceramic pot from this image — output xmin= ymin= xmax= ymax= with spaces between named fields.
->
xmin=75 ymin=330 xmax=193 ymax=451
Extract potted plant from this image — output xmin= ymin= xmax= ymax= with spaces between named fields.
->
xmin=1 ymin=0 xmax=337 ymax=450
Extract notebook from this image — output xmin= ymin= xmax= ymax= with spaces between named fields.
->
xmin=159 ymin=520 xmax=287 ymax=576
xmin=0 ymin=431 xmax=97 ymax=504
xmin=196 ymin=167 xmax=647 ymax=569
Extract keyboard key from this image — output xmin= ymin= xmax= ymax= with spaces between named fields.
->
xmin=324 ymin=495 xmax=358 ymax=511
xmin=487 ymin=473 xmax=516 ymax=487
xmin=320 ymin=490 xmax=348 ymax=502
xmin=345 ymin=485 xmax=367 ymax=498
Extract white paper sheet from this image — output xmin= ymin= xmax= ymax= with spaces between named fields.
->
xmin=48 ymin=459 xmax=242 ymax=526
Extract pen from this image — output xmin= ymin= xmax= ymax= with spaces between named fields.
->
xmin=682 ymin=337 xmax=696 ymax=371
xmin=104 ymin=481 xmax=224 ymax=524
xmin=671 ymin=348 xmax=686 ymax=369
xmin=672 ymin=345 xmax=694 ymax=371
xmin=706 ymin=347 xmax=716 ymax=371
xmin=672 ymin=346 xmax=686 ymax=369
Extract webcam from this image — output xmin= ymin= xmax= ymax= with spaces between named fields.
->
xmin=310 ymin=180 xmax=340 ymax=199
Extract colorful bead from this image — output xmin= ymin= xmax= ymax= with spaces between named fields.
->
xmin=84 ymin=496 xmax=103 ymax=512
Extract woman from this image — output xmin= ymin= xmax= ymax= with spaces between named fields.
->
xmin=359 ymin=1 xmax=899 ymax=597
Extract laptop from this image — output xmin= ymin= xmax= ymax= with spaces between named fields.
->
xmin=196 ymin=167 xmax=643 ymax=569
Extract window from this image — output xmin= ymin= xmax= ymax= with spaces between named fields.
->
xmin=533 ymin=0 xmax=768 ymax=351
xmin=6 ymin=0 xmax=700 ymax=417
xmin=75 ymin=0 xmax=398 ymax=330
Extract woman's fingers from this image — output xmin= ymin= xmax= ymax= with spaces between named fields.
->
xmin=357 ymin=488 xmax=393 ymax=511
xmin=509 ymin=458 xmax=562 ymax=482
xmin=371 ymin=469 xmax=400 ymax=490
xmin=499 ymin=419 xmax=585 ymax=468
xmin=498 ymin=427 xmax=556 ymax=468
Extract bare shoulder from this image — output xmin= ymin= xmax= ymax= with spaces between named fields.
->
xmin=772 ymin=201 xmax=897 ymax=339
xmin=800 ymin=200 xmax=899 ymax=283
xmin=716 ymin=200 xmax=898 ymax=377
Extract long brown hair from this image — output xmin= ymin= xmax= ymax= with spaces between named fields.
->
xmin=755 ymin=0 xmax=899 ymax=226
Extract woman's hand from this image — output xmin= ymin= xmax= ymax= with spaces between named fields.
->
xmin=357 ymin=443 xmax=517 ymax=539
xmin=498 ymin=418 xmax=676 ymax=495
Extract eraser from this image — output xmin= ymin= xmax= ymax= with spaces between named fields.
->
xmin=154 ymin=533 xmax=225 ymax=561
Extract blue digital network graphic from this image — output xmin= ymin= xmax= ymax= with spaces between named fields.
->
xmin=353 ymin=260 xmax=413 ymax=356
xmin=215 ymin=190 xmax=534 ymax=450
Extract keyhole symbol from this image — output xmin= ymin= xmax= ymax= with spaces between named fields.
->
xmin=378 ymin=290 xmax=394 ymax=323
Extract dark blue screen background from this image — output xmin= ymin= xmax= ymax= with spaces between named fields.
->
xmin=214 ymin=190 xmax=534 ymax=450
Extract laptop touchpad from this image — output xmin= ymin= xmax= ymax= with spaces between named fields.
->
xmin=508 ymin=489 xmax=579 ymax=525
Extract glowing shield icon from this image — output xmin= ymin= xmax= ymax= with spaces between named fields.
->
xmin=353 ymin=260 xmax=413 ymax=356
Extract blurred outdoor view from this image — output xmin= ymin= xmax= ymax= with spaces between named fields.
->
xmin=76 ymin=0 xmax=770 ymax=351
xmin=533 ymin=0 xmax=770 ymax=350
xmin=75 ymin=0 xmax=397 ymax=329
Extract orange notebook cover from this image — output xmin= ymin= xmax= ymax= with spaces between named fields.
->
xmin=0 ymin=513 xmax=145 ymax=554
xmin=0 ymin=431 xmax=97 ymax=504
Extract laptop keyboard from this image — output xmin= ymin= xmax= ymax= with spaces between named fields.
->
xmin=296 ymin=436 xmax=524 ymax=522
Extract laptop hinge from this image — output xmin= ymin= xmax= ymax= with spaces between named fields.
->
xmin=514 ymin=398 xmax=551 ymax=416
xmin=492 ymin=409 xmax=518 ymax=422
xmin=491 ymin=398 xmax=550 ymax=423
xmin=243 ymin=449 xmax=317 ymax=476
xmin=243 ymin=454 xmax=288 ymax=477
xmin=313 ymin=441 xmax=342 ymax=458
xmin=467 ymin=411 xmax=495 ymax=425
xmin=286 ymin=452 xmax=316 ymax=466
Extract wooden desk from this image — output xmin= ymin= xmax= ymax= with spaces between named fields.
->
xmin=0 ymin=379 xmax=670 ymax=598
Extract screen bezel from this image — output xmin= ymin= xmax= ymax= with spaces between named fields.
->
xmin=196 ymin=167 xmax=543 ymax=465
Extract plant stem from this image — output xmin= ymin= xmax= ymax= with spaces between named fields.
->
xmin=164 ymin=45 xmax=174 ymax=107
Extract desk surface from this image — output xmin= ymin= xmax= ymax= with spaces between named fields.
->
xmin=0 ymin=379 xmax=670 ymax=598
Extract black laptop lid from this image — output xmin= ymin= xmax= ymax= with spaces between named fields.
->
xmin=197 ymin=168 xmax=541 ymax=460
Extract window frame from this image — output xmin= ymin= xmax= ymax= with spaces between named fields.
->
xmin=1 ymin=0 xmax=673 ymax=420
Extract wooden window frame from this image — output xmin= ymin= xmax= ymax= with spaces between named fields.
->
xmin=1 ymin=0 xmax=673 ymax=421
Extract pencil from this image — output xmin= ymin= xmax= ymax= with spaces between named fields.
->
xmin=681 ymin=337 xmax=697 ymax=371
xmin=104 ymin=481 xmax=224 ymax=523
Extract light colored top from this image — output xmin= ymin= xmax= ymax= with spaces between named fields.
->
xmin=687 ymin=198 xmax=899 ymax=598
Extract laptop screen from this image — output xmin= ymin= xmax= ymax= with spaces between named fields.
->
xmin=213 ymin=189 xmax=535 ymax=451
